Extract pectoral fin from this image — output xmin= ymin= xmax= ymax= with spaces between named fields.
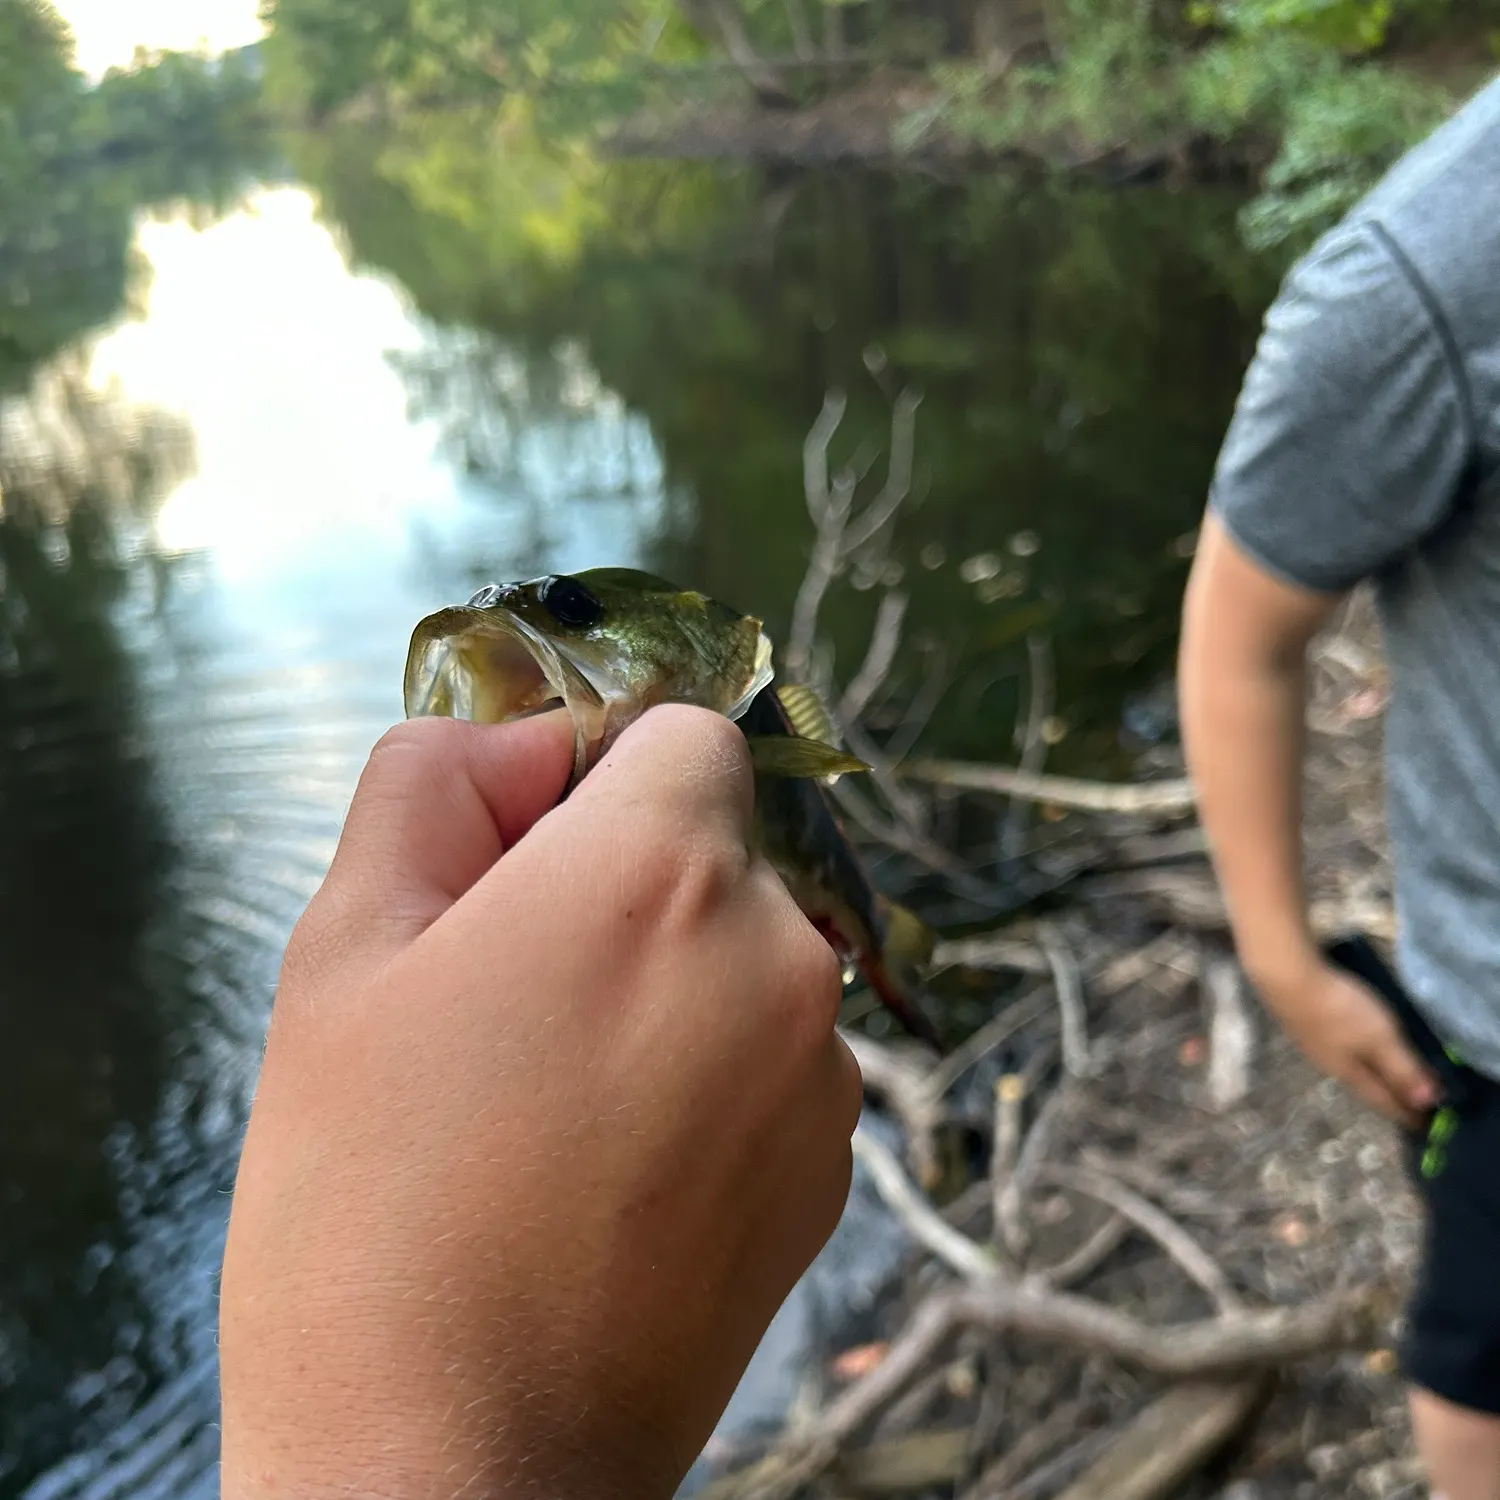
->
xmin=747 ymin=735 xmax=871 ymax=781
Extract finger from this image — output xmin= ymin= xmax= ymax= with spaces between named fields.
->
xmin=568 ymin=703 xmax=756 ymax=846
xmin=1367 ymin=1032 xmax=1441 ymax=1114
xmin=1346 ymin=1059 xmax=1423 ymax=1130
xmin=320 ymin=712 xmax=575 ymax=948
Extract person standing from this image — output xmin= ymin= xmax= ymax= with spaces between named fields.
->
xmin=1178 ymin=74 xmax=1500 ymax=1500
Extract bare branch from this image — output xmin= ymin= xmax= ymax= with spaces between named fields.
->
xmin=926 ymin=984 xmax=1053 ymax=1097
xmin=991 ymin=1073 xmax=1026 ymax=1253
xmin=1030 ymin=1213 xmax=1131 ymax=1291
xmin=959 ymin=1399 xmax=1093 ymax=1500
xmin=842 ymin=1030 xmax=945 ymax=1188
xmin=1203 ymin=953 xmax=1255 ymax=1112
xmin=931 ymin=931 xmax=1050 ymax=975
xmin=801 ymin=387 xmax=847 ymax=527
xmin=781 ymin=0 xmax=815 ymax=58
xmin=900 ymin=759 xmax=1197 ymax=817
xmin=786 ymin=474 xmax=854 ymax=680
xmin=714 ymin=1281 xmax=1379 ymax=1500
xmin=1042 ymin=1165 xmax=1243 ymax=1315
xmin=1038 ymin=920 xmax=1089 ymax=1077
xmin=996 ymin=1083 xmax=1074 ymax=1260
xmin=840 ymin=587 xmax=908 ymax=725
xmin=1048 ymin=1379 xmax=1268 ymax=1500
xmin=842 ymin=387 xmax=922 ymax=553
xmin=852 ymin=1128 xmax=998 ymax=1282
xmin=1002 ymin=633 xmax=1054 ymax=860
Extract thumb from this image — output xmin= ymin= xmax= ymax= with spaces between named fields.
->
xmin=313 ymin=711 xmax=575 ymax=961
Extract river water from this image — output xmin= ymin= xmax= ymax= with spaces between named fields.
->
xmin=0 ymin=144 xmax=1281 ymax=1498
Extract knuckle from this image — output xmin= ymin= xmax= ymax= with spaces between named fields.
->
xmin=774 ymin=917 xmax=845 ymax=1046
xmin=640 ymin=703 xmax=753 ymax=803
xmin=647 ymin=701 xmax=749 ymax=761
xmin=649 ymin=825 xmax=750 ymax=928
xmin=279 ymin=890 xmax=360 ymax=989
xmin=830 ymin=1036 xmax=865 ymax=1132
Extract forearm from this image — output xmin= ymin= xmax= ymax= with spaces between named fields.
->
xmin=1178 ymin=521 xmax=1338 ymax=997
xmin=1179 ymin=629 xmax=1315 ymax=990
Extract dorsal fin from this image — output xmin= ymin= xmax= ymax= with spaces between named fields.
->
xmin=776 ymin=682 xmax=840 ymax=748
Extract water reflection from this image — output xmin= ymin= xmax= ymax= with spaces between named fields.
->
xmin=0 ymin=372 xmax=215 ymax=1496
xmin=308 ymin=128 xmax=1280 ymax=768
xmin=0 ymin=189 xmax=675 ymax=1500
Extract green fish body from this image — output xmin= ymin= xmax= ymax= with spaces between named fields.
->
xmin=404 ymin=568 xmax=939 ymax=1047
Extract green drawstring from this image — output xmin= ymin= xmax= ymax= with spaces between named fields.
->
xmin=1421 ymin=1045 xmax=1466 ymax=1180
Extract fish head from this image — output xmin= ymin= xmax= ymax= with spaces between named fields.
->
xmin=403 ymin=567 xmax=775 ymax=780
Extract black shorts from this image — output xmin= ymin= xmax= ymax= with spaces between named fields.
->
xmin=1400 ymin=1076 xmax=1500 ymax=1413
xmin=1327 ymin=935 xmax=1500 ymax=1413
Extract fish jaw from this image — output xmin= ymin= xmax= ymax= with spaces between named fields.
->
xmin=403 ymin=605 xmax=606 ymax=781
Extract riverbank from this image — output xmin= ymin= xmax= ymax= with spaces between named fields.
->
xmin=611 ymin=41 xmax=1494 ymax=250
xmin=694 ymin=576 xmax=1422 ymax=1499
xmin=609 ymin=72 xmax=1246 ymax=184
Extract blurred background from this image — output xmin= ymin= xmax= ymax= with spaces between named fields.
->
xmin=0 ymin=1 xmax=1494 ymax=1496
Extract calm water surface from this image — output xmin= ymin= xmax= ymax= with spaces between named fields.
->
xmin=0 ymin=145 xmax=1279 ymax=1498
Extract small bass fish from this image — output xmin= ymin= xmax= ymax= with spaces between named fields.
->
xmin=404 ymin=567 xmax=940 ymax=1047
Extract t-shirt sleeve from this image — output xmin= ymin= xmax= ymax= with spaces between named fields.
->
xmin=1208 ymin=221 xmax=1473 ymax=594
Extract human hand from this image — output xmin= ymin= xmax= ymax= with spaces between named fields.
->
xmin=1255 ymin=955 xmax=1440 ymax=1129
xmin=219 ymin=705 xmax=862 ymax=1500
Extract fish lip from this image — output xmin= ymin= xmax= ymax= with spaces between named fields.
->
xmin=404 ymin=599 xmax=777 ymax=782
xmin=404 ymin=605 xmax=604 ymax=779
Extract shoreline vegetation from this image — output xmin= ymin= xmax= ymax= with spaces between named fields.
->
xmin=261 ymin=0 xmax=1499 ymax=253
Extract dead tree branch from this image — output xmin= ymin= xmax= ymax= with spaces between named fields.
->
xmin=1049 ymin=1378 xmax=1269 ymax=1500
xmin=841 ymin=587 xmax=909 ymax=725
xmin=717 ymin=1280 xmax=1378 ymax=1500
xmin=852 ymin=1128 xmax=999 ymax=1282
xmin=1038 ymin=920 xmax=1089 ymax=1077
xmin=1001 ymin=633 xmax=1054 ymax=860
xmin=900 ymin=759 xmax=1197 ymax=817
xmin=1041 ymin=1165 xmax=1243 ymax=1315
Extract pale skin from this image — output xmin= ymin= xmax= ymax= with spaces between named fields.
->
xmin=1180 ymin=515 xmax=1500 ymax=1500
xmin=218 ymin=704 xmax=863 ymax=1500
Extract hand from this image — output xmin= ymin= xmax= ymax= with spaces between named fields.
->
xmin=1256 ymin=956 xmax=1440 ymax=1129
xmin=219 ymin=705 xmax=862 ymax=1500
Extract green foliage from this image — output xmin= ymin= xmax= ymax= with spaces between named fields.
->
xmin=899 ymin=0 xmax=1464 ymax=254
xmin=260 ymin=0 xmax=671 ymax=125
xmin=1184 ymin=36 xmax=1454 ymax=248
xmin=1192 ymin=0 xmax=1399 ymax=53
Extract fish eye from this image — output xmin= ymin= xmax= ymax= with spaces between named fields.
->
xmin=537 ymin=575 xmax=604 ymax=629
xmin=467 ymin=584 xmax=503 ymax=608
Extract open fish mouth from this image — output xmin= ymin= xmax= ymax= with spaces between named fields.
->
xmin=403 ymin=604 xmax=606 ymax=780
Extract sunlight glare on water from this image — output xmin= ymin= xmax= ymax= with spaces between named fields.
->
xmin=93 ymin=190 xmax=456 ymax=577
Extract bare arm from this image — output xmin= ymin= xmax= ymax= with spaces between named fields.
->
xmin=1179 ymin=515 xmax=1335 ymax=993
xmin=1178 ymin=516 xmax=1437 ymax=1126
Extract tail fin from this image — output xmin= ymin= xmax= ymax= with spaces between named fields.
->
xmin=860 ymin=896 xmax=942 ymax=1051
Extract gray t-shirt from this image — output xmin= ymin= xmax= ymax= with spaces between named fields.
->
xmin=1209 ymin=74 xmax=1500 ymax=1075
